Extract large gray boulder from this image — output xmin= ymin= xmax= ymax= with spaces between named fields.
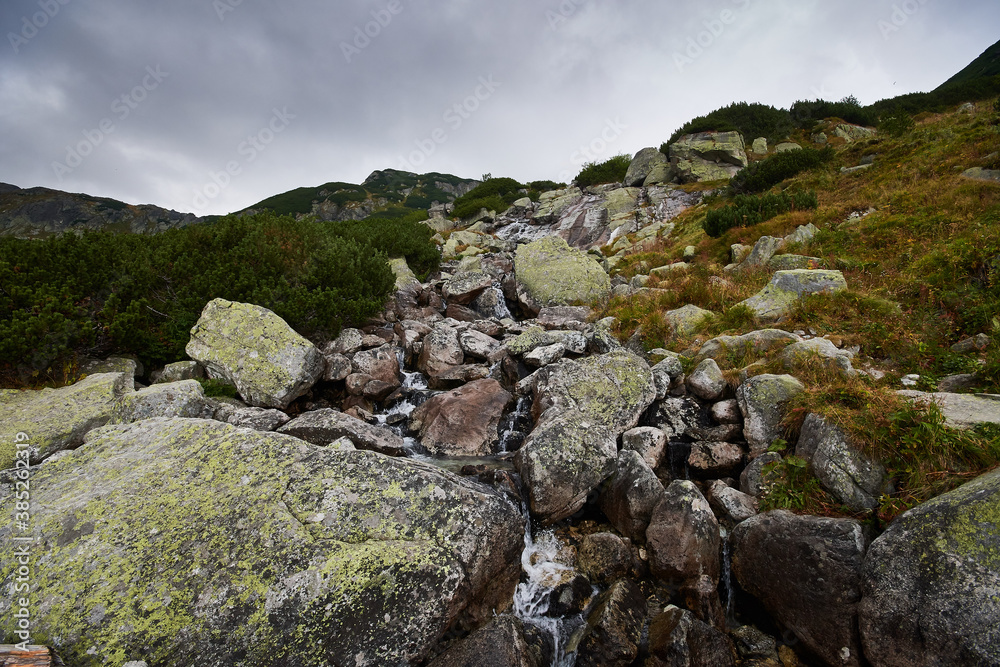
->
xmin=110 ymin=380 xmax=210 ymax=424
xmin=624 ymin=147 xmax=670 ymax=187
xmin=515 ymin=350 xmax=656 ymax=523
xmin=736 ymin=374 xmax=806 ymax=456
xmin=185 ymin=299 xmax=324 ymax=410
xmin=732 ymin=511 xmax=868 ymax=667
xmin=646 ymin=481 xmax=720 ymax=588
xmin=0 ymin=371 xmax=134 ymax=469
xmin=0 ymin=418 xmax=524 ymax=666
xmin=442 ymin=270 xmax=494 ymax=305
xmin=859 ymin=468 xmax=1000 ymax=666
xmin=695 ymin=329 xmax=800 ymax=364
xmin=739 ymin=270 xmax=848 ymax=323
xmin=410 ymin=379 xmax=513 ymax=456
xmin=668 ymin=131 xmax=749 ymax=183
xmin=897 ymin=390 xmax=1000 ymax=429
xmin=796 ymin=414 xmax=889 ymax=512
xmin=514 ymin=236 xmax=611 ymax=315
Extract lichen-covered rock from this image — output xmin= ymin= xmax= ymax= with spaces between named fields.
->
xmin=736 ymin=374 xmax=806 ymax=456
xmin=646 ymin=481 xmax=721 ymax=587
xmin=896 ymin=390 xmax=1000 ymax=430
xmin=0 ymin=418 xmax=524 ymax=667
xmin=523 ymin=343 xmax=566 ymax=368
xmin=663 ymin=304 xmax=714 ymax=338
xmin=796 ymin=414 xmax=889 ymax=512
xmin=740 ymin=452 xmax=782 ymax=497
xmin=739 ymin=270 xmax=848 ymax=323
xmin=514 ymin=236 xmax=611 ymax=315
xmin=533 ymin=187 xmax=583 ymax=223
xmin=577 ymin=533 xmax=632 ymax=585
xmin=669 ymin=131 xmax=749 ymax=183
xmin=0 ymin=371 xmax=134 ymax=469
xmin=695 ymin=329 xmax=800 ymax=364
xmin=389 ymin=257 xmax=422 ymax=292
xmin=782 ymin=338 xmax=856 ymax=377
xmin=410 ymin=379 xmax=513 ymax=456
xmin=833 ymin=123 xmax=876 ymax=142
xmin=599 ymin=449 xmax=665 ymax=541
xmin=738 ymin=235 xmax=784 ymax=269
xmin=732 ymin=511 xmax=868 ymax=667
xmin=323 ymin=353 xmax=353 ymax=382
xmin=706 ymin=481 xmax=758 ymax=524
xmin=859 ymin=468 xmax=1000 ymax=667
xmin=278 ymin=408 xmax=408 ymax=456
xmin=687 ymin=442 xmax=744 ymax=478
xmin=687 ymin=359 xmax=726 ymax=400
xmin=624 ymin=147 xmax=670 ymax=187
xmin=768 ymin=254 xmax=824 ymax=271
xmin=516 ymin=351 xmax=656 ymax=523
xmin=418 ymin=323 xmax=465 ymax=378
xmin=442 ymin=270 xmax=494 ymax=305
xmin=110 ymin=380 xmax=210 ymax=424
xmin=185 ymin=299 xmax=324 ymax=410
xmin=459 ymin=329 xmax=501 ymax=360
xmin=622 ymin=426 xmax=667 ymax=470
xmin=151 ymin=360 xmax=204 ymax=384
xmin=223 ymin=406 xmax=291 ymax=432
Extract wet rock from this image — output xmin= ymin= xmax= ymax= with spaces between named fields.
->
xmin=419 ymin=323 xmax=465 ymax=377
xmin=622 ymin=426 xmax=667 ymax=470
xmin=429 ymin=364 xmax=491 ymax=390
xmin=428 ymin=615 xmax=541 ymax=667
xmin=186 ymin=298 xmax=324 ymax=409
xmin=731 ymin=625 xmax=780 ymax=665
xmin=732 ymin=510 xmax=867 ymax=667
xmin=0 ymin=372 xmax=134 ymax=468
xmin=796 ymin=414 xmax=889 ymax=512
xmin=110 ymin=380 xmax=210 ymax=424
xmin=647 ymin=605 xmax=736 ymax=667
xmin=410 ymin=379 xmax=513 ymax=456
xmin=706 ymin=480 xmax=759 ymax=524
xmin=859 ymin=468 xmax=1000 ymax=667
xmin=0 ymin=418 xmax=523 ymax=667
xmin=278 ymin=408 xmax=408 ymax=456
xmin=577 ymin=533 xmax=632 ymax=585
xmin=736 ymin=374 xmax=805 ymax=456
xmin=647 ymin=481 xmax=721 ymax=587
xmin=574 ymin=579 xmax=647 ymax=667
xmin=687 ymin=441 xmax=744 ymax=478
xmin=351 ymin=345 xmax=402 ymax=388
xmin=599 ymin=450 xmax=666 ymax=541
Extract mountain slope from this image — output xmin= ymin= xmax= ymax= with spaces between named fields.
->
xmin=938 ymin=37 xmax=1000 ymax=88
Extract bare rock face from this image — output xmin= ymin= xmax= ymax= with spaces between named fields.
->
xmin=731 ymin=510 xmax=868 ymax=667
xmin=278 ymin=408 xmax=408 ymax=456
xmin=410 ymin=379 xmax=513 ymax=456
xmin=859 ymin=468 xmax=1000 ymax=667
xmin=350 ymin=344 xmax=402 ymax=388
xmin=0 ymin=418 xmax=524 ymax=667
xmin=599 ymin=449 xmax=665 ymax=541
xmin=427 ymin=615 xmax=542 ymax=667
xmin=185 ymin=298 xmax=324 ymax=410
xmin=646 ymin=481 xmax=721 ymax=589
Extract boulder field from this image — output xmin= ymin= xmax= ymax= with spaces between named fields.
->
xmin=3 ymin=147 xmax=1000 ymax=665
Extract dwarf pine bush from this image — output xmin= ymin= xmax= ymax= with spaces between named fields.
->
xmin=703 ymin=191 xmax=819 ymax=237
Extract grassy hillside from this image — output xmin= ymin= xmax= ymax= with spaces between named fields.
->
xmin=939 ymin=37 xmax=1000 ymax=88
xmin=603 ymin=99 xmax=1000 ymax=522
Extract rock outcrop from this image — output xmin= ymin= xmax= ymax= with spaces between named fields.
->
xmin=668 ymin=131 xmax=749 ymax=183
xmin=513 ymin=237 xmax=611 ymax=314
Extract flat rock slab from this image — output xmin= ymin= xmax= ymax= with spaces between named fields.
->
xmin=514 ymin=236 xmax=611 ymax=314
xmin=278 ymin=408 xmax=408 ymax=456
xmin=0 ymin=418 xmax=523 ymax=666
xmin=897 ymin=390 xmax=1000 ymax=429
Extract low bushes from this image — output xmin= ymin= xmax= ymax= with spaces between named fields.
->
xmin=575 ymin=154 xmax=632 ymax=188
xmin=703 ymin=191 xmax=819 ymax=237
xmin=730 ymin=147 xmax=835 ymax=194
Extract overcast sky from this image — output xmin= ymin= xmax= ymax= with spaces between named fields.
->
xmin=1 ymin=0 xmax=996 ymax=216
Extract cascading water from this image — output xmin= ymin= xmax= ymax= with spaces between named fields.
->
xmin=720 ymin=526 xmax=735 ymax=626
xmin=498 ymin=395 xmax=532 ymax=453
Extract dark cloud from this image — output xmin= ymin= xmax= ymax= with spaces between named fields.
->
xmin=0 ymin=0 xmax=996 ymax=214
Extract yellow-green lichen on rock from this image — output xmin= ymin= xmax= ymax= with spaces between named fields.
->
xmin=739 ymin=270 xmax=847 ymax=323
xmin=0 ymin=418 xmax=523 ymax=666
xmin=514 ymin=236 xmax=611 ymax=315
xmin=388 ymin=257 xmax=421 ymax=292
xmin=185 ymin=298 xmax=325 ymax=410
xmin=0 ymin=372 xmax=134 ymax=469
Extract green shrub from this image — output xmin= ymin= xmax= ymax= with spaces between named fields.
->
xmin=730 ymin=147 xmax=835 ymax=194
xmin=790 ymin=96 xmax=877 ymax=129
xmin=575 ymin=154 xmax=632 ymax=188
xmin=703 ymin=190 xmax=819 ymax=238
xmin=325 ymin=211 xmax=440 ymax=280
xmin=663 ymin=102 xmax=794 ymax=149
xmin=879 ymin=107 xmax=916 ymax=137
xmin=451 ymin=177 xmax=524 ymax=219
xmin=0 ymin=212 xmax=398 ymax=382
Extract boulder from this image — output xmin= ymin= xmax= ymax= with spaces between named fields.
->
xmin=577 ymin=533 xmax=633 ymax=585
xmin=783 ymin=222 xmax=819 ymax=247
xmin=897 ymin=390 xmax=1000 ymax=429
xmin=647 ymin=606 xmax=735 ymax=667
xmin=442 ymin=270 xmax=494 ymax=305
xmin=0 ymin=418 xmax=524 ymax=667
xmin=834 ymin=124 xmax=877 ymax=142
xmin=651 ymin=354 xmax=684 ymax=400
xmin=0 ymin=371 xmax=134 ymax=469
xmin=732 ymin=511 xmax=868 ymax=667
xmin=410 ymin=379 xmax=513 ymax=456
xmin=775 ymin=142 xmax=802 ymax=152
xmin=185 ymin=299 xmax=324 ymax=410
xmin=533 ymin=187 xmax=583 ymax=223
xmin=711 ymin=399 xmax=742 ymax=424
xmin=669 ymin=132 xmax=749 ymax=183
xmin=110 ymin=380 xmax=210 ymax=424
xmin=151 ymin=360 xmax=204 ymax=384
xmin=278 ymin=408 xmax=408 ymax=456
xmin=536 ymin=306 xmax=591 ymax=331
xmin=643 ymin=163 xmax=675 ymax=187
xmin=418 ymin=323 xmax=465 ymax=377
xmin=350 ymin=345 xmax=401 ymax=388
xmin=599 ymin=449 xmax=665 ymax=541
xmin=459 ymin=329 xmax=501 ymax=360
xmin=223 ymin=406 xmax=291 ymax=432
xmin=646 ymin=481 xmax=721 ymax=587
xmin=751 ymin=138 xmax=768 ymax=154
xmin=574 ymin=579 xmax=647 ymax=667
xmin=622 ymin=426 xmax=667 ymax=470
xmin=736 ymin=374 xmax=805 ymax=456
xmin=389 ymin=257 xmax=422 ymax=292
xmin=796 ymin=414 xmax=889 ymax=512
xmin=328 ymin=327 xmax=365 ymax=355
xmin=706 ymin=480 xmax=758 ymax=524
xmin=738 ymin=236 xmax=784 ymax=269
xmin=961 ymin=167 xmax=1000 ymax=183
xmin=663 ymin=304 xmax=714 ymax=338
xmin=739 ymin=270 xmax=848 ymax=323
xmin=740 ymin=452 xmax=782 ymax=497
xmin=648 ymin=396 xmax=713 ymax=441
xmin=323 ymin=353 xmax=353 ymax=382
xmin=427 ymin=615 xmax=541 ymax=667
xmin=523 ymin=343 xmax=566 ymax=368
xmin=624 ymin=147 xmax=670 ymax=187
xmin=781 ymin=337 xmax=856 ymax=377
xmin=951 ymin=333 xmax=991 ymax=354
xmin=688 ymin=442 xmax=744 ymax=478
xmin=768 ymin=254 xmax=823 ymax=271
xmin=514 ymin=237 xmax=611 ymax=315
xmin=695 ymin=329 xmax=800 ymax=364
xmin=516 ymin=351 xmax=656 ymax=523
xmin=859 ymin=468 xmax=1000 ymax=667
xmin=687 ymin=359 xmax=727 ymax=400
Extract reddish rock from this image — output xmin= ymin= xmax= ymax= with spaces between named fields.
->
xmin=410 ymin=379 xmax=513 ymax=456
